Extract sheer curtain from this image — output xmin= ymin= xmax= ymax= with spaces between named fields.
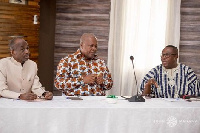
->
xmin=107 ymin=0 xmax=181 ymax=96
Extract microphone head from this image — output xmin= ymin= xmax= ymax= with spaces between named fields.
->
xmin=130 ymin=56 xmax=134 ymax=60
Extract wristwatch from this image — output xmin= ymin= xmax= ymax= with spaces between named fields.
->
xmin=42 ymin=92 xmax=47 ymax=97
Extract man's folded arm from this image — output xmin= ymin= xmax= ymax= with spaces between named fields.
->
xmin=0 ymin=70 xmax=21 ymax=99
xmin=55 ymin=75 xmax=83 ymax=91
xmin=31 ymin=74 xmax=46 ymax=97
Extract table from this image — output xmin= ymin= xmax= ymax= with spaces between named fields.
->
xmin=0 ymin=96 xmax=200 ymax=133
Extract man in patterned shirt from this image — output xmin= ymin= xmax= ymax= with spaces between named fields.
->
xmin=54 ymin=33 xmax=113 ymax=96
xmin=140 ymin=45 xmax=200 ymax=98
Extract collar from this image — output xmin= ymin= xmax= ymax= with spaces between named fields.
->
xmin=75 ymin=49 xmax=98 ymax=60
xmin=162 ymin=63 xmax=180 ymax=73
xmin=10 ymin=57 xmax=28 ymax=66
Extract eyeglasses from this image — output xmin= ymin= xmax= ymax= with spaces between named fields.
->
xmin=160 ymin=53 xmax=177 ymax=58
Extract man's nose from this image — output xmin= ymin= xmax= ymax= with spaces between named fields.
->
xmin=24 ymin=49 xmax=29 ymax=53
xmin=92 ymin=46 xmax=97 ymax=51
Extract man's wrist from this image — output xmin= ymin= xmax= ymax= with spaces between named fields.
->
xmin=143 ymin=85 xmax=151 ymax=95
xmin=18 ymin=94 xmax=21 ymax=99
xmin=42 ymin=92 xmax=47 ymax=97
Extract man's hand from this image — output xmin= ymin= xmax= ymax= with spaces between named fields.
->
xmin=83 ymin=74 xmax=96 ymax=85
xmin=19 ymin=92 xmax=37 ymax=100
xmin=146 ymin=78 xmax=159 ymax=88
xmin=44 ymin=92 xmax=53 ymax=100
xmin=96 ymin=73 xmax=104 ymax=85
xmin=143 ymin=78 xmax=159 ymax=95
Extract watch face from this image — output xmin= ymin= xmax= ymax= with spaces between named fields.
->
xmin=42 ymin=92 xmax=47 ymax=97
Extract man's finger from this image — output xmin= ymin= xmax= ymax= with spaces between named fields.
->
xmin=45 ymin=92 xmax=53 ymax=100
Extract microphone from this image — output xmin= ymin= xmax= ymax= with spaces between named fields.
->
xmin=128 ymin=56 xmax=145 ymax=102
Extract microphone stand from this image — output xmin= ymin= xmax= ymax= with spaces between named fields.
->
xmin=128 ymin=56 xmax=145 ymax=102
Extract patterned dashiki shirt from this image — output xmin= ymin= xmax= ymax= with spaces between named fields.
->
xmin=140 ymin=63 xmax=200 ymax=98
xmin=54 ymin=49 xmax=113 ymax=96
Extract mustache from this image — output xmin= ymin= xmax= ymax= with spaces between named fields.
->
xmin=24 ymin=52 xmax=30 ymax=57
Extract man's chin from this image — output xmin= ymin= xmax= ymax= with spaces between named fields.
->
xmin=23 ymin=57 xmax=29 ymax=62
xmin=86 ymin=55 xmax=94 ymax=59
xmin=162 ymin=63 xmax=168 ymax=68
xmin=163 ymin=65 xmax=171 ymax=69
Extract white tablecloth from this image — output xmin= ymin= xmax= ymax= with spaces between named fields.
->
xmin=0 ymin=96 xmax=200 ymax=133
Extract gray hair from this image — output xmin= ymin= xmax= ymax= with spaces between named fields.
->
xmin=8 ymin=37 xmax=26 ymax=50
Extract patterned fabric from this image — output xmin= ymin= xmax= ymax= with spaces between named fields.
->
xmin=140 ymin=63 xmax=200 ymax=98
xmin=54 ymin=49 xmax=113 ymax=96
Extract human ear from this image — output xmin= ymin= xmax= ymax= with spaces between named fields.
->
xmin=175 ymin=54 xmax=178 ymax=59
xmin=10 ymin=50 xmax=14 ymax=56
xmin=80 ymin=42 xmax=84 ymax=49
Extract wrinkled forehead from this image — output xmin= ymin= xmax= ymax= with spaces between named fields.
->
xmin=84 ymin=37 xmax=97 ymax=45
xmin=13 ymin=39 xmax=28 ymax=49
xmin=16 ymin=38 xmax=27 ymax=45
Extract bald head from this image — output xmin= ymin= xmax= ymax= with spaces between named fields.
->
xmin=9 ymin=37 xmax=27 ymax=50
xmin=80 ymin=33 xmax=98 ymax=59
xmin=80 ymin=33 xmax=97 ymax=44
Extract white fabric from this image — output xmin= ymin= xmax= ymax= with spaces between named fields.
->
xmin=107 ymin=0 xmax=181 ymax=96
xmin=0 ymin=57 xmax=45 ymax=99
xmin=0 ymin=96 xmax=200 ymax=133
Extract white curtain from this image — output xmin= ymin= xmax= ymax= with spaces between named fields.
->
xmin=107 ymin=0 xmax=181 ymax=96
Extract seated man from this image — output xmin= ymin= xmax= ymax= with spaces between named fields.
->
xmin=140 ymin=45 xmax=200 ymax=98
xmin=54 ymin=33 xmax=113 ymax=96
xmin=0 ymin=37 xmax=53 ymax=100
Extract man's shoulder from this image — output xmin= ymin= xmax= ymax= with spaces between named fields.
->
xmin=0 ymin=57 xmax=12 ymax=64
xmin=61 ymin=54 xmax=73 ymax=61
xmin=0 ymin=57 xmax=11 ymax=61
xmin=57 ymin=54 xmax=74 ymax=65
xmin=94 ymin=58 xmax=106 ymax=65
xmin=179 ymin=63 xmax=191 ymax=69
xmin=151 ymin=64 xmax=162 ymax=70
xmin=179 ymin=63 xmax=195 ymax=72
xmin=179 ymin=63 xmax=188 ymax=67
xmin=61 ymin=51 xmax=82 ymax=61
xmin=96 ymin=57 xmax=105 ymax=61
xmin=145 ymin=65 xmax=162 ymax=74
xmin=25 ymin=59 xmax=37 ymax=66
